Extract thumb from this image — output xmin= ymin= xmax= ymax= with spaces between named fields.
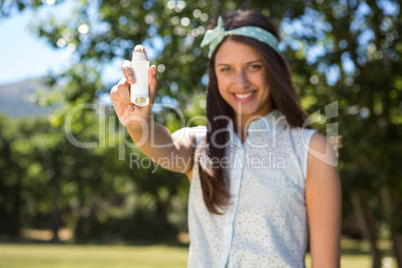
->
xmin=148 ymin=65 xmax=158 ymax=103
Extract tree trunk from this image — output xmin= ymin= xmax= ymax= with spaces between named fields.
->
xmin=51 ymin=199 xmax=59 ymax=241
xmin=351 ymin=188 xmax=381 ymax=268
xmin=380 ymin=184 xmax=402 ymax=268
xmin=11 ymin=176 xmax=22 ymax=237
xmin=393 ymin=235 xmax=402 ymax=268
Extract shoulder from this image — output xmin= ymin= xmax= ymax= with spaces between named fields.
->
xmin=287 ymin=126 xmax=317 ymax=148
xmin=309 ymin=132 xmax=327 ymax=151
xmin=308 ymin=132 xmax=337 ymax=169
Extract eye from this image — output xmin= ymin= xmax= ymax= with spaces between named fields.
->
xmin=220 ymin=67 xmax=232 ymax=73
xmin=248 ymin=64 xmax=262 ymax=71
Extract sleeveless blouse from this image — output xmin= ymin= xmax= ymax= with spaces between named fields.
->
xmin=186 ymin=109 xmax=317 ymax=268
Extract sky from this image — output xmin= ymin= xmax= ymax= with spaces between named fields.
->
xmin=0 ymin=3 xmax=69 ymax=86
xmin=0 ymin=0 xmax=122 ymax=87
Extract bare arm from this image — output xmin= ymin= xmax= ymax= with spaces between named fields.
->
xmin=306 ymin=133 xmax=342 ymax=268
xmin=110 ymin=45 xmax=196 ymax=178
xmin=127 ymin=119 xmax=197 ymax=176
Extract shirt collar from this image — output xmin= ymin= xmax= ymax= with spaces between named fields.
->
xmin=228 ymin=109 xmax=289 ymax=147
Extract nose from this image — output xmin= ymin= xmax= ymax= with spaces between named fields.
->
xmin=233 ymin=70 xmax=251 ymax=89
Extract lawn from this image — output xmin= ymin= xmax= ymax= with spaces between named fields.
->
xmin=0 ymin=239 xmax=397 ymax=268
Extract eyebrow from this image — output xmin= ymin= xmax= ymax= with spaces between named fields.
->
xmin=217 ymin=60 xmax=263 ymax=66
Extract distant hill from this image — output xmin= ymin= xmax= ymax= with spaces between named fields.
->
xmin=0 ymin=79 xmax=53 ymax=118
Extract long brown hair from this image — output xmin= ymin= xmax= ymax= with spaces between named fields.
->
xmin=197 ymin=10 xmax=308 ymax=214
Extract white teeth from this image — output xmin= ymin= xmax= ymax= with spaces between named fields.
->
xmin=234 ymin=92 xmax=253 ymax=99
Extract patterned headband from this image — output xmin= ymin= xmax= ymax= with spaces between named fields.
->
xmin=200 ymin=16 xmax=282 ymax=58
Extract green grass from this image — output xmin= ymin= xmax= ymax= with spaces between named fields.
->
xmin=0 ymin=244 xmax=187 ymax=268
xmin=0 ymin=240 xmax=397 ymax=268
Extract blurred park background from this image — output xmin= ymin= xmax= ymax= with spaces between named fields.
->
xmin=0 ymin=0 xmax=401 ymax=267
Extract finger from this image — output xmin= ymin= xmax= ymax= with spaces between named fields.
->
xmin=134 ymin=44 xmax=148 ymax=61
xmin=134 ymin=45 xmax=145 ymax=52
xmin=110 ymin=84 xmax=122 ymax=102
xmin=112 ymin=100 xmax=125 ymax=114
xmin=121 ymin=60 xmax=135 ymax=84
xmin=116 ymin=78 xmax=132 ymax=105
xmin=148 ymin=65 xmax=158 ymax=103
xmin=110 ymin=85 xmax=126 ymax=113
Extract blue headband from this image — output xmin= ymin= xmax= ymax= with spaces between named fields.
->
xmin=200 ymin=16 xmax=282 ymax=58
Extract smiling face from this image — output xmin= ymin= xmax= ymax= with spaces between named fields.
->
xmin=214 ymin=40 xmax=273 ymax=124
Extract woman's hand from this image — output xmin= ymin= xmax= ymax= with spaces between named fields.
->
xmin=110 ymin=45 xmax=197 ymax=177
xmin=110 ymin=45 xmax=158 ymax=131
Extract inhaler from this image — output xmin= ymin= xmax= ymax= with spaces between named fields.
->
xmin=131 ymin=50 xmax=150 ymax=106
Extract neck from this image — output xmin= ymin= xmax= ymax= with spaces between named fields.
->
xmin=233 ymin=115 xmax=250 ymax=143
xmin=233 ymin=108 xmax=274 ymax=143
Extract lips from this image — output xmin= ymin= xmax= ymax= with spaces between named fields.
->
xmin=233 ymin=91 xmax=256 ymax=103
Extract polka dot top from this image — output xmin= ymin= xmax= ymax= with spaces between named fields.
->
xmin=186 ymin=109 xmax=317 ymax=268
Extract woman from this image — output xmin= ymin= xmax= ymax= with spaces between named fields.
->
xmin=111 ymin=9 xmax=341 ymax=268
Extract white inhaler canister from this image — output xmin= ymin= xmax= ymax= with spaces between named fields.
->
xmin=131 ymin=51 xmax=150 ymax=106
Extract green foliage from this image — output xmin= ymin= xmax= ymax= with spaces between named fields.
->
xmin=0 ymin=111 xmax=189 ymax=240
